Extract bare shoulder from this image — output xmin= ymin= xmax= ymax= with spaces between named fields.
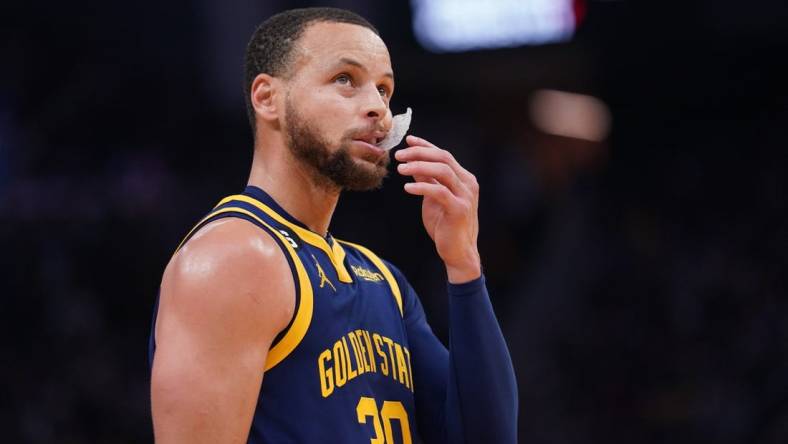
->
xmin=152 ymin=217 xmax=294 ymax=442
xmin=158 ymin=217 xmax=295 ymax=343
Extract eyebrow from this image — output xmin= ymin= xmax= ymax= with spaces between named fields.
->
xmin=336 ymin=57 xmax=395 ymax=81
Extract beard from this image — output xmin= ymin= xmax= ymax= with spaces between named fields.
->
xmin=284 ymin=99 xmax=389 ymax=192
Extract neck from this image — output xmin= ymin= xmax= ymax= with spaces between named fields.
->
xmin=247 ymin=139 xmax=339 ymax=237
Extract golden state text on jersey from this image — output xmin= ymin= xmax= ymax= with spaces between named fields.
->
xmin=149 ymin=186 xmax=423 ymax=444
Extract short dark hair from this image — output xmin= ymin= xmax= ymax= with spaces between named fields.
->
xmin=244 ymin=7 xmax=379 ymax=132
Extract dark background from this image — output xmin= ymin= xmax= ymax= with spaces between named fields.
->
xmin=1 ymin=0 xmax=787 ymax=442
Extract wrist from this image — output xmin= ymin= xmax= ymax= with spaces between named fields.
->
xmin=445 ymin=252 xmax=482 ymax=284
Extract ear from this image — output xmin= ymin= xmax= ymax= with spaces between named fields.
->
xmin=250 ymin=73 xmax=280 ymax=123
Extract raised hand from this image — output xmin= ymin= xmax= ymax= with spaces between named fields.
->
xmin=395 ymin=135 xmax=481 ymax=284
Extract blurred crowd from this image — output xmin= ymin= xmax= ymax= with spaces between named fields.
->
xmin=1 ymin=1 xmax=786 ymax=443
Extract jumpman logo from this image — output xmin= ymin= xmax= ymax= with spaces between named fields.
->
xmin=312 ymin=254 xmax=336 ymax=292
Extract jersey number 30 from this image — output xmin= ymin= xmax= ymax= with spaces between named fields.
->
xmin=356 ymin=397 xmax=412 ymax=444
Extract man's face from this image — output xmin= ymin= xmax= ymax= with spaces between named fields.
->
xmin=281 ymin=21 xmax=395 ymax=191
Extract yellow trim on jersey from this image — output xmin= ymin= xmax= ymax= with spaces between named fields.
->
xmin=172 ymin=205 xmax=314 ymax=372
xmin=217 ymin=195 xmax=353 ymax=284
xmin=331 ymin=237 xmax=348 ymax=271
xmin=174 ymin=207 xmax=248 ymax=254
xmin=337 ymin=240 xmax=403 ymax=317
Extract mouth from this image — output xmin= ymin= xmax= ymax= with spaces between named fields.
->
xmin=354 ymin=136 xmax=384 ymax=146
xmin=350 ymin=139 xmax=388 ymax=164
xmin=352 ymin=138 xmax=385 ymax=154
xmin=353 ymin=130 xmax=387 ymax=147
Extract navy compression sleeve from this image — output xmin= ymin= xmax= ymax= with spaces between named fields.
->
xmin=444 ymin=276 xmax=518 ymax=443
xmin=392 ymin=266 xmax=518 ymax=443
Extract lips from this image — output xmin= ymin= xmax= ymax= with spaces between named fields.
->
xmin=352 ymin=139 xmax=384 ymax=151
xmin=350 ymin=139 xmax=387 ymax=162
xmin=353 ymin=131 xmax=387 ymax=146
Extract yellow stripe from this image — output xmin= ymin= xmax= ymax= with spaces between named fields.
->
xmin=173 ymin=207 xmax=248 ymax=255
xmin=331 ymin=238 xmax=347 ymax=268
xmin=217 ymin=194 xmax=353 ymax=283
xmin=337 ymin=240 xmax=403 ymax=317
xmin=172 ymin=205 xmax=314 ymax=372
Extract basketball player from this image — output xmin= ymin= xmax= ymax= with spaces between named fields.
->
xmin=149 ymin=7 xmax=517 ymax=443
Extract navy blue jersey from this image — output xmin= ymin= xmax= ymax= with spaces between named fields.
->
xmin=150 ymin=186 xmax=422 ymax=443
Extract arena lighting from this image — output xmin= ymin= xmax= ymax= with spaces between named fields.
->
xmin=529 ymin=89 xmax=612 ymax=142
xmin=411 ymin=0 xmax=578 ymax=52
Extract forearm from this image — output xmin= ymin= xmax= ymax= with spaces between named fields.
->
xmin=444 ymin=275 xmax=518 ymax=443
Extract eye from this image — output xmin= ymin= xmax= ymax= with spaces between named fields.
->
xmin=378 ymin=86 xmax=389 ymax=98
xmin=334 ymin=73 xmax=353 ymax=86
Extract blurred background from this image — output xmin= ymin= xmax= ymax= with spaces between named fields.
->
xmin=1 ymin=0 xmax=787 ymax=442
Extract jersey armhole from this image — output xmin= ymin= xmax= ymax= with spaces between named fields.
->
xmin=171 ymin=207 xmax=314 ymax=371
xmin=211 ymin=213 xmax=301 ymax=349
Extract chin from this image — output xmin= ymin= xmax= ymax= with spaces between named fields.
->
xmin=340 ymin=161 xmax=389 ymax=191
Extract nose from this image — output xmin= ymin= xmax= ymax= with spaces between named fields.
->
xmin=360 ymin=84 xmax=387 ymax=124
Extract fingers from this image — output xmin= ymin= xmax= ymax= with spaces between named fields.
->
xmin=414 ymin=175 xmax=438 ymax=185
xmin=396 ymin=136 xmax=478 ymax=189
xmin=405 ymin=135 xmax=438 ymax=149
xmin=398 ymin=161 xmax=463 ymax=195
xmin=403 ymin=182 xmax=465 ymax=211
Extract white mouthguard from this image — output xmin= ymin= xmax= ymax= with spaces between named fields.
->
xmin=377 ymin=107 xmax=412 ymax=151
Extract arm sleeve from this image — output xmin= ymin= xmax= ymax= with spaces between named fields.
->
xmin=391 ymin=265 xmax=518 ymax=443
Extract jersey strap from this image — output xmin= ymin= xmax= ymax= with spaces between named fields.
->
xmin=216 ymin=193 xmax=354 ymax=284
xmin=336 ymin=240 xmax=403 ymax=317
